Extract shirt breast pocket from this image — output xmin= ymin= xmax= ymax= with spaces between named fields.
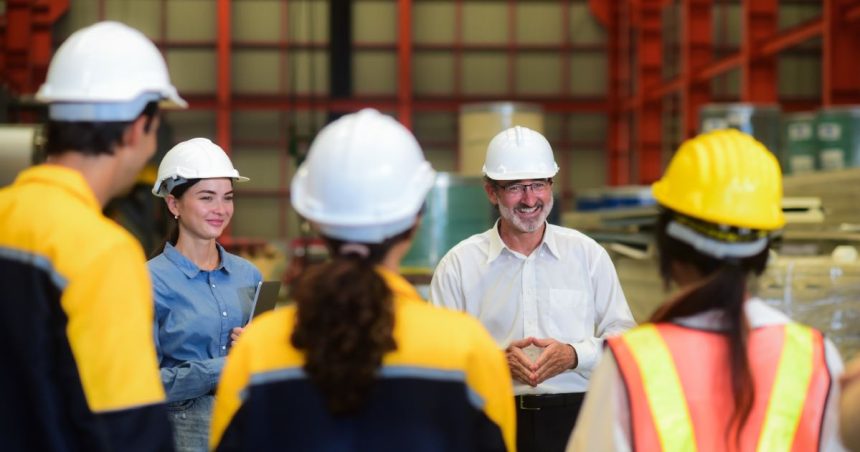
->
xmin=546 ymin=288 xmax=591 ymax=342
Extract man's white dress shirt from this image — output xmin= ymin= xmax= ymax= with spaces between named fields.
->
xmin=430 ymin=221 xmax=636 ymax=395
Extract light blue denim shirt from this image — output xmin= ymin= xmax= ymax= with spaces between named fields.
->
xmin=149 ymin=242 xmax=262 ymax=403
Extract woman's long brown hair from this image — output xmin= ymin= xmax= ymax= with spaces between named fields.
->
xmin=651 ymin=208 xmax=770 ymax=445
xmin=290 ymin=229 xmax=412 ymax=415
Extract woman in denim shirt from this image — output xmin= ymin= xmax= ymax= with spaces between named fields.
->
xmin=148 ymin=138 xmax=262 ymax=452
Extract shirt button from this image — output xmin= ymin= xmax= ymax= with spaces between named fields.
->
xmin=221 ymin=346 xmax=226 ymax=350
xmin=222 ymin=311 xmax=227 ymax=317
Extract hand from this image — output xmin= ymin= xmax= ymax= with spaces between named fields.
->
xmin=532 ymin=337 xmax=577 ymax=385
xmin=230 ymin=327 xmax=245 ymax=347
xmin=506 ymin=337 xmax=537 ymax=386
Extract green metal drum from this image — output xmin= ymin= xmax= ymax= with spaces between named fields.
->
xmin=401 ymin=173 xmax=495 ymax=274
xmin=816 ymin=106 xmax=860 ymax=171
xmin=699 ymin=103 xmax=782 ymax=164
xmin=782 ymin=112 xmax=818 ymax=174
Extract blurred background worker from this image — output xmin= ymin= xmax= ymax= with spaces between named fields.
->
xmin=149 ymin=138 xmax=261 ymax=452
xmin=209 ymin=108 xmax=515 ymax=452
xmin=568 ymin=129 xmax=846 ymax=451
xmin=0 ymin=21 xmax=185 ymax=451
xmin=430 ymin=126 xmax=635 ymax=452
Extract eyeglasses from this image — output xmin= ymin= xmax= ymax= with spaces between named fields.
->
xmin=495 ymin=180 xmax=552 ymax=195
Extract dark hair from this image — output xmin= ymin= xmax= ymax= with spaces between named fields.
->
xmin=290 ymin=227 xmax=414 ymax=415
xmin=651 ymin=208 xmax=769 ymax=445
xmin=149 ymin=179 xmax=201 ymax=258
xmin=45 ymin=101 xmax=159 ymax=157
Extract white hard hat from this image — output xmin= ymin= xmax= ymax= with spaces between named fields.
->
xmin=36 ymin=21 xmax=187 ymax=121
xmin=482 ymin=126 xmax=559 ymax=180
xmin=152 ymin=138 xmax=248 ymax=197
xmin=291 ymin=109 xmax=436 ymax=244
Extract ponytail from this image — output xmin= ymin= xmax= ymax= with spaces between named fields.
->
xmin=652 ymin=209 xmax=769 ymax=445
xmin=291 ymin=229 xmax=413 ymax=415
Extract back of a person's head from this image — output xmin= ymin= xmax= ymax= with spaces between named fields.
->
xmin=289 ymin=109 xmax=435 ymax=415
xmin=37 ymin=21 xmax=186 ymax=157
xmin=291 ymin=108 xmax=435 ymax=244
xmin=649 ymin=129 xmax=785 ymax=442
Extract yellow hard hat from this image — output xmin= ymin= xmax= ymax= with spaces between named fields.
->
xmin=651 ymin=129 xmax=785 ymax=231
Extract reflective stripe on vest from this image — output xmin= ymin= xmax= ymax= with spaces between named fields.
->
xmin=621 ymin=324 xmax=697 ymax=452
xmin=609 ymin=322 xmax=829 ymax=452
xmin=757 ymin=322 xmax=814 ymax=452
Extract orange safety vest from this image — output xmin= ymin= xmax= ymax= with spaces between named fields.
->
xmin=608 ymin=322 xmax=830 ymax=452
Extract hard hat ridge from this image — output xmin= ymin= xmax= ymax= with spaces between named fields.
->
xmin=652 ymin=128 xmax=784 ymax=232
xmin=290 ymin=109 xmax=436 ymax=244
xmin=152 ymin=138 xmax=248 ymax=197
xmin=36 ymin=21 xmax=186 ymax=121
xmin=482 ymin=125 xmax=559 ymax=181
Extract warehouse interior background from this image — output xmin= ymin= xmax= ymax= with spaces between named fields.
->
xmin=0 ymin=0 xmax=858 ymax=360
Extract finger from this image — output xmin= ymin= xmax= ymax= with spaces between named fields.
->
xmin=535 ymin=361 xmax=564 ymax=384
xmin=508 ymin=337 xmax=533 ymax=348
xmin=509 ymin=347 xmax=536 ymax=368
xmin=508 ymin=350 xmax=538 ymax=382
xmin=533 ymin=343 xmax=560 ymax=368
xmin=507 ymin=359 xmax=531 ymax=384
xmin=507 ymin=352 xmax=532 ymax=376
xmin=531 ymin=337 xmax=557 ymax=348
xmin=510 ymin=369 xmax=530 ymax=385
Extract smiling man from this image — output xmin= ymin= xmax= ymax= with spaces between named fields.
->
xmin=430 ymin=126 xmax=636 ymax=452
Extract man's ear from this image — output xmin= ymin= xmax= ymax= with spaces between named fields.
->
xmin=484 ymin=181 xmax=499 ymax=206
xmin=121 ymin=115 xmax=150 ymax=149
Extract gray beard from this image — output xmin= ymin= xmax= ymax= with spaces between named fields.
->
xmin=498 ymin=195 xmax=553 ymax=233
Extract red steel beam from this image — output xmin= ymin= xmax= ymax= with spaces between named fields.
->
xmin=151 ymin=40 xmax=606 ymax=53
xmin=635 ymin=0 xmax=662 ymax=184
xmin=179 ymin=95 xmax=610 ymax=113
xmin=215 ymin=0 xmax=231 ymax=238
xmin=216 ymin=0 xmax=231 ymax=153
xmin=848 ymin=2 xmax=860 ymax=22
xmin=695 ymin=52 xmax=743 ymax=82
xmin=2 ymin=0 xmax=69 ymax=95
xmin=623 ymin=17 xmax=826 ymax=111
xmin=823 ymin=0 xmax=860 ymax=105
xmin=741 ymin=0 xmax=777 ymax=102
xmin=397 ymin=0 xmax=412 ymax=129
xmin=681 ymin=0 xmax=712 ymax=139
xmin=607 ymin=0 xmax=630 ymax=186
xmin=759 ymin=18 xmax=823 ymax=56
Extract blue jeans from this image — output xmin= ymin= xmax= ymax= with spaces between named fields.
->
xmin=167 ymin=395 xmax=214 ymax=452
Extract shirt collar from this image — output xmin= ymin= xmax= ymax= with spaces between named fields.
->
xmin=376 ymin=266 xmax=422 ymax=301
xmin=164 ymin=241 xmax=231 ymax=278
xmin=16 ymin=165 xmax=100 ymax=212
xmin=486 ymin=219 xmax=561 ymax=263
xmin=541 ymin=224 xmax=561 ymax=260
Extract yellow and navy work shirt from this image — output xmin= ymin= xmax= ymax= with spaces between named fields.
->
xmin=0 ymin=165 xmax=172 ymax=451
xmin=210 ymin=268 xmax=516 ymax=452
